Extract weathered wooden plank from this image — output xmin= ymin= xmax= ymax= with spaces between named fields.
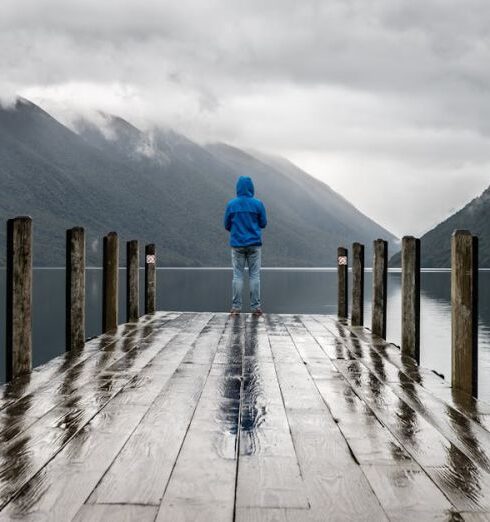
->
xmin=237 ymin=318 xmax=307 ymax=512
xmin=237 ymin=457 xmax=309 ymax=509
xmin=0 ymin=404 xmax=149 ymax=521
xmin=0 ymin=314 xmax=203 ymax=511
xmin=330 ymin=354 xmax=490 ymax=511
xmin=155 ymin=316 xmax=241 ymax=520
xmin=157 ymin=503 xmax=232 ymax=522
xmin=318 ymin=316 xmax=490 ymax=475
xmin=89 ymin=314 xmax=226 ymax=505
xmin=361 ymin=464 xmax=452 ymax=515
xmin=0 ymin=313 xmax=177 ymax=415
xmin=267 ymin=315 xmax=389 ymax=521
xmin=235 ymin=507 xmax=316 ymax=522
xmin=73 ymin=504 xmax=158 ymax=522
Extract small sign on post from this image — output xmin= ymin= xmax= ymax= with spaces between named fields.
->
xmin=145 ymin=244 xmax=156 ymax=314
xmin=337 ymin=247 xmax=348 ymax=318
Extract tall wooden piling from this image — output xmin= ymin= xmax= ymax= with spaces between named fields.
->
xmin=6 ymin=216 xmax=33 ymax=380
xmin=66 ymin=227 xmax=85 ymax=351
xmin=372 ymin=239 xmax=388 ymax=339
xmin=126 ymin=240 xmax=139 ymax=322
xmin=103 ymin=232 xmax=119 ymax=332
xmin=351 ymin=242 xmax=365 ymax=326
xmin=451 ymin=230 xmax=478 ymax=397
xmin=401 ymin=236 xmax=421 ymax=362
xmin=337 ymin=247 xmax=348 ymax=318
xmin=145 ymin=244 xmax=156 ymax=314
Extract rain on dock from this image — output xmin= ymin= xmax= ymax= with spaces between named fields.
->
xmin=2 ymin=311 xmax=490 ymax=521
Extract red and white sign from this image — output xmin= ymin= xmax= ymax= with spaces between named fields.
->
xmin=146 ymin=254 xmax=156 ymax=264
xmin=338 ymin=256 xmax=348 ymax=266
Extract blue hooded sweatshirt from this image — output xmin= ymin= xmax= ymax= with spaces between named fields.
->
xmin=224 ymin=176 xmax=267 ymax=247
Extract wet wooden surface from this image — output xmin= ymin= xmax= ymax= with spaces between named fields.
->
xmin=2 ymin=312 xmax=490 ymax=520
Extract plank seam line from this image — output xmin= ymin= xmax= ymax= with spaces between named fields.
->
xmin=233 ymin=314 xmax=246 ymax=522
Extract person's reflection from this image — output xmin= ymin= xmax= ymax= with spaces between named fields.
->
xmin=217 ymin=314 xmax=243 ymax=457
xmin=239 ymin=316 xmax=266 ymax=456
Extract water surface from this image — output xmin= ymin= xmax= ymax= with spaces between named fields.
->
xmin=1 ymin=268 xmax=490 ymax=399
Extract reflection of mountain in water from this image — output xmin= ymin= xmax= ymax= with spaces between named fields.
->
xmin=419 ymin=271 xmax=490 ymax=330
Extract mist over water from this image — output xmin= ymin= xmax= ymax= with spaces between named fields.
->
xmin=1 ymin=268 xmax=490 ymax=399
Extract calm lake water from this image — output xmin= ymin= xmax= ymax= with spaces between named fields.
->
xmin=1 ymin=268 xmax=490 ymax=399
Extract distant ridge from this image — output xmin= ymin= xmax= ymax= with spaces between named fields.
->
xmin=0 ymin=98 xmax=397 ymax=266
xmin=390 ymin=186 xmax=490 ymax=267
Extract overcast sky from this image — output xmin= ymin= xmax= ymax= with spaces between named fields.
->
xmin=2 ymin=0 xmax=490 ymax=237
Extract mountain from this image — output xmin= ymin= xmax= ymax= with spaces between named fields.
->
xmin=0 ymin=98 xmax=397 ymax=266
xmin=390 ymin=187 xmax=490 ymax=267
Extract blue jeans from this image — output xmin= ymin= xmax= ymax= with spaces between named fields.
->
xmin=231 ymin=246 xmax=261 ymax=311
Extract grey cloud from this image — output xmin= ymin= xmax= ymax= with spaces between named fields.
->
xmin=1 ymin=0 xmax=490 ymax=235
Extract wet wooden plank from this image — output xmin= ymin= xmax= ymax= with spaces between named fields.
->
xmin=0 ymin=404 xmax=149 ymax=521
xmin=315 ymin=317 xmax=490 ymax=483
xmin=156 ymin=315 xmax=241 ymax=521
xmin=0 ymin=316 xmax=158 ymax=412
xmin=238 ymin=316 xmax=309 ymax=507
xmin=267 ymin=314 xmax=388 ymax=521
xmin=0 ymin=312 xmax=181 ymax=418
xmin=235 ymin=507 xmax=313 ymax=522
xmin=361 ymin=464 xmax=452 ymax=515
xmin=4 ymin=312 xmax=490 ymax=520
xmin=89 ymin=314 xmax=226 ymax=505
xmin=0 ymin=314 xmax=208 ymax=512
xmin=73 ymin=504 xmax=157 ymax=522
xmin=328 ymin=348 xmax=490 ymax=510
xmin=336 ymin=319 xmax=490 ymax=436
xmin=287 ymin=316 xmax=466 ymax=518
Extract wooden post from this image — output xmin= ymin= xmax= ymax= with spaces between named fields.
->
xmin=372 ymin=239 xmax=388 ymax=339
xmin=351 ymin=242 xmax=364 ymax=326
xmin=451 ymin=230 xmax=478 ymax=397
xmin=126 ymin=240 xmax=139 ymax=322
xmin=337 ymin=247 xmax=348 ymax=318
xmin=145 ymin=244 xmax=156 ymax=314
xmin=103 ymin=232 xmax=119 ymax=332
xmin=6 ymin=216 xmax=33 ymax=380
xmin=401 ymin=236 xmax=421 ymax=362
xmin=66 ymin=227 xmax=85 ymax=351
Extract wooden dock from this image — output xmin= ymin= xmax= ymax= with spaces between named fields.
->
xmin=2 ymin=312 xmax=490 ymax=521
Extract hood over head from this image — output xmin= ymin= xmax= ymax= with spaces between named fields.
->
xmin=236 ymin=176 xmax=255 ymax=197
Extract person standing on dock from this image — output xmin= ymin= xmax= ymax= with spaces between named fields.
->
xmin=224 ymin=176 xmax=267 ymax=316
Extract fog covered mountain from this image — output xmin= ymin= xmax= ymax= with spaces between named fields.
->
xmin=0 ymin=98 xmax=396 ymax=266
xmin=391 ymin=187 xmax=490 ymax=268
